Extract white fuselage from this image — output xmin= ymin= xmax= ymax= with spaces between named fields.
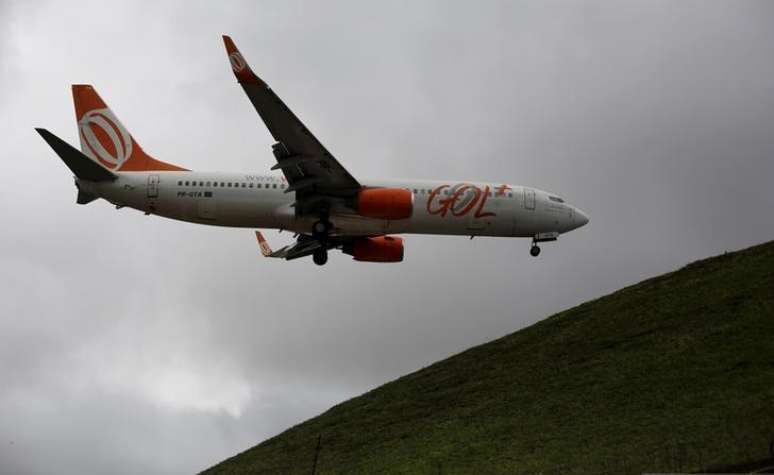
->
xmin=79 ymin=172 xmax=588 ymax=238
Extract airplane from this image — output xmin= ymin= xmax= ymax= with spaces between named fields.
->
xmin=35 ymin=35 xmax=589 ymax=266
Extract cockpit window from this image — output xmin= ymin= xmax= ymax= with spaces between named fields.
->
xmin=549 ymin=196 xmax=565 ymax=203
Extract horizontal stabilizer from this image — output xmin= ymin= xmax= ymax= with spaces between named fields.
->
xmin=36 ymin=128 xmax=116 ymax=182
xmin=76 ymin=190 xmax=98 ymax=205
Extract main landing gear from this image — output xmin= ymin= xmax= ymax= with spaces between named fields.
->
xmin=312 ymin=219 xmax=331 ymax=238
xmin=312 ymin=218 xmax=332 ymax=266
xmin=313 ymin=248 xmax=328 ymax=266
xmin=530 ymin=243 xmax=541 ymax=257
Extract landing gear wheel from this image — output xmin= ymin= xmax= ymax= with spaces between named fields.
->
xmin=313 ymin=249 xmax=328 ymax=266
xmin=530 ymin=244 xmax=541 ymax=257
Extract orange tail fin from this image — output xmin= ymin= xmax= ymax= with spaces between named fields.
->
xmin=72 ymin=85 xmax=187 ymax=172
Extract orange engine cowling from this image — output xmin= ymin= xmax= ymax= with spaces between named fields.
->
xmin=345 ymin=236 xmax=404 ymax=263
xmin=357 ymin=188 xmax=413 ymax=220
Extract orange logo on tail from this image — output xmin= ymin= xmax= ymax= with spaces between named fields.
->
xmin=78 ymin=108 xmax=133 ymax=170
xmin=71 ymin=85 xmax=188 ymax=172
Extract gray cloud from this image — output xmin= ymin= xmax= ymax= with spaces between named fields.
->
xmin=2 ymin=1 xmax=774 ymax=473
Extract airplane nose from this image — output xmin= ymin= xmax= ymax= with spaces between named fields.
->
xmin=574 ymin=208 xmax=589 ymax=228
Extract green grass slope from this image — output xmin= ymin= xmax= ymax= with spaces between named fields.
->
xmin=203 ymin=241 xmax=774 ymax=474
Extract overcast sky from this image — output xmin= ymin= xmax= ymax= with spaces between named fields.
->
xmin=2 ymin=1 xmax=774 ymax=473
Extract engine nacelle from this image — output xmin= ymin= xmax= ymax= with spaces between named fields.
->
xmin=345 ymin=236 xmax=404 ymax=263
xmin=357 ymin=188 xmax=413 ymax=220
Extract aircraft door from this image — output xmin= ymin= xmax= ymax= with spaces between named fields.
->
xmin=147 ymin=175 xmax=160 ymax=198
xmin=524 ymin=188 xmax=536 ymax=210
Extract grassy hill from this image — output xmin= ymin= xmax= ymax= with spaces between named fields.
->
xmin=203 ymin=241 xmax=774 ymax=474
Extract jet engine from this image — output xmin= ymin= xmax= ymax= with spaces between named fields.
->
xmin=357 ymin=188 xmax=413 ymax=220
xmin=344 ymin=236 xmax=404 ymax=263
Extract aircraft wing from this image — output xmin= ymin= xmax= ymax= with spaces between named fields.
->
xmin=223 ymin=36 xmax=361 ymax=209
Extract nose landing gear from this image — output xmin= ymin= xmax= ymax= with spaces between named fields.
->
xmin=530 ymin=232 xmax=558 ymax=257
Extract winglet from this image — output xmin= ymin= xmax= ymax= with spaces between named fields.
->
xmin=222 ymin=35 xmax=266 ymax=87
xmin=255 ymin=231 xmax=273 ymax=257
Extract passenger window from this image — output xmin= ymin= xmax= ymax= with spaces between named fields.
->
xmin=228 ymin=183 xmax=232 ymax=187
xmin=413 ymin=189 xmax=418 ymax=194
xmin=249 ymin=183 xmax=254 ymax=188
xmin=206 ymin=181 xmax=211 ymax=186
xmin=185 ymin=181 xmax=190 ymax=186
xmin=177 ymin=181 xmax=182 ymax=186
xmin=257 ymin=184 xmax=262 ymax=188
xmin=199 ymin=181 xmax=204 ymax=186
xmin=241 ymin=183 xmax=246 ymax=188
xmin=273 ymin=184 xmax=277 ymax=189
xmin=213 ymin=182 xmax=218 ymax=187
